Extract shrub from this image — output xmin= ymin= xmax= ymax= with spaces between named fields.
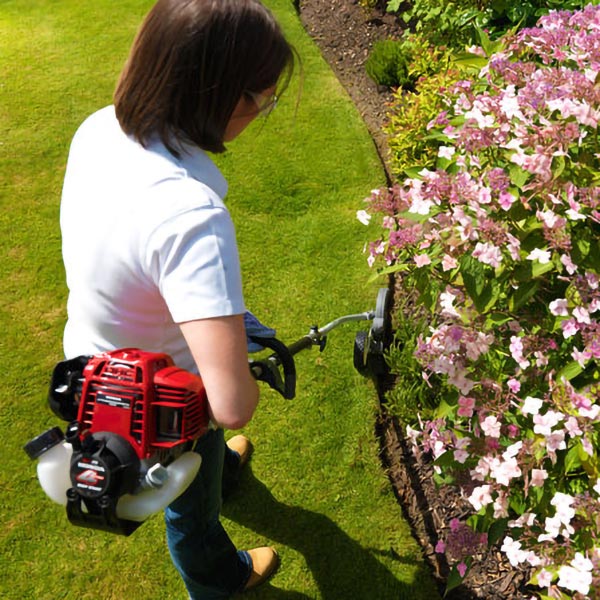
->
xmin=360 ymin=6 xmax=600 ymax=598
xmin=383 ymin=42 xmax=464 ymax=177
xmin=386 ymin=0 xmax=599 ymax=50
xmin=366 ymin=33 xmax=453 ymax=91
xmin=365 ymin=39 xmax=409 ymax=88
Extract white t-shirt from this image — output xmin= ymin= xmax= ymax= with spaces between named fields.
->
xmin=60 ymin=106 xmax=245 ymax=373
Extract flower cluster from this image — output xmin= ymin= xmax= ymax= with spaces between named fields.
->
xmin=360 ymin=6 xmax=600 ymax=598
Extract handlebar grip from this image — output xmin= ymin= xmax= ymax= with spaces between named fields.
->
xmin=286 ymin=336 xmax=315 ymax=356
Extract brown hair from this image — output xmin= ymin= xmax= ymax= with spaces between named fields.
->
xmin=114 ymin=0 xmax=295 ymax=154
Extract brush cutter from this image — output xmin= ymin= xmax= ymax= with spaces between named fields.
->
xmin=24 ymin=287 xmax=392 ymax=535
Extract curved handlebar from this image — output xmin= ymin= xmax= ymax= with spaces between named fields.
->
xmin=249 ymin=310 xmax=376 ymax=400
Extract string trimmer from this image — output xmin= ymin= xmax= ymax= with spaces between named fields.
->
xmin=24 ymin=287 xmax=392 ymax=535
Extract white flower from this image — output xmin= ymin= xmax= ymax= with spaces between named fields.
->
xmin=557 ymin=564 xmax=592 ymax=595
xmin=438 ymin=146 xmax=456 ymax=159
xmin=522 ymin=396 xmax=544 ymax=415
xmin=501 ymin=536 xmax=529 ymax=567
xmin=356 ymin=209 xmax=371 ymax=225
xmin=469 ymin=484 xmax=493 ymax=511
xmin=526 ymin=248 xmax=551 ymax=263
xmin=549 ymin=298 xmax=568 ymax=316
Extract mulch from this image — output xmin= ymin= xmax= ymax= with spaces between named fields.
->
xmin=296 ymin=2 xmax=534 ymax=597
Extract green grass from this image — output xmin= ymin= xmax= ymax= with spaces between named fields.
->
xmin=0 ymin=1 xmax=440 ymax=598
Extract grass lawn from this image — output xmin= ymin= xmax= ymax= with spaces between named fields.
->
xmin=0 ymin=1 xmax=440 ymax=598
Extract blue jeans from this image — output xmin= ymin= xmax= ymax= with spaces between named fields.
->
xmin=165 ymin=428 xmax=252 ymax=599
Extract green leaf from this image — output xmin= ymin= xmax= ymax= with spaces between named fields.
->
xmin=486 ymin=312 xmax=512 ymax=327
xmin=531 ymin=260 xmax=555 ymax=278
xmin=508 ymin=280 xmax=539 ymax=311
xmin=552 ymin=154 xmax=566 ymax=178
xmin=452 ymin=52 xmax=489 ymax=70
xmin=386 ymin=0 xmax=402 ymax=12
xmin=403 ymin=165 xmax=429 ymax=178
xmin=435 ymin=396 xmax=457 ymax=419
xmin=460 ymin=255 xmax=500 ymax=313
xmin=508 ymin=164 xmax=530 ymax=188
xmin=565 ymin=444 xmax=583 ymax=474
xmin=434 ymin=450 xmax=458 ymax=468
xmin=445 ymin=566 xmax=466 ymax=594
xmin=557 ymin=361 xmax=583 ymax=382
xmin=513 ymin=258 xmax=555 ymax=280
xmin=487 ymin=518 xmax=509 ymax=546
xmin=573 ymin=237 xmax=591 ymax=262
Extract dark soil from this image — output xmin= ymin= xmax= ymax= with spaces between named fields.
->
xmin=296 ymin=2 xmax=533 ymax=598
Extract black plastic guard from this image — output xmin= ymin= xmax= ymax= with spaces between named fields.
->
xmin=66 ymin=489 xmax=142 ymax=536
xmin=48 ymin=355 xmax=91 ymax=422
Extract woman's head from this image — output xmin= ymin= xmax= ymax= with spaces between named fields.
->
xmin=114 ymin=0 xmax=295 ymax=154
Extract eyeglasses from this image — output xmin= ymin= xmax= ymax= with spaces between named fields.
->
xmin=248 ymin=91 xmax=278 ymax=116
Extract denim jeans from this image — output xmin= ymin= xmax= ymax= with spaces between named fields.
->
xmin=165 ymin=428 xmax=252 ymax=599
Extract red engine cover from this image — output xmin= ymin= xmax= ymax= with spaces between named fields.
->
xmin=77 ymin=348 xmax=209 ymax=460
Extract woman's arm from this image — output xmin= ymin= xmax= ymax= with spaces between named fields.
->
xmin=179 ymin=314 xmax=259 ymax=430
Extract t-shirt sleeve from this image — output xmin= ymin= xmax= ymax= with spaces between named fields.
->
xmin=144 ymin=201 xmax=246 ymax=323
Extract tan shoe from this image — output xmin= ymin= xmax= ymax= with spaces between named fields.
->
xmin=227 ymin=435 xmax=253 ymax=468
xmin=244 ymin=547 xmax=279 ymax=590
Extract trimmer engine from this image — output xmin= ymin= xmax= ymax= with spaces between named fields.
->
xmin=25 ymin=348 xmax=209 ymax=535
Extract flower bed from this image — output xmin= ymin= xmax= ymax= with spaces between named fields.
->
xmin=360 ymin=6 xmax=600 ymax=599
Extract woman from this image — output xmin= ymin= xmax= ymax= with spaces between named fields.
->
xmin=60 ymin=0 xmax=295 ymax=597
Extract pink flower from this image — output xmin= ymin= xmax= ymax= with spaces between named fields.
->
xmin=447 ymin=369 xmax=475 ymax=394
xmin=480 ymin=415 xmax=502 ymax=438
xmin=545 ymin=430 xmax=566 ymax=452
xmin=441 ymin=254 xmax=458 ymax=271
xmin=547 ymin=97 xmax=600 ymax=127
xmin=490 ymin=456 xmax=522 ymax=486
xmin=472 ymin=242 xmax=503 ymax=267
xmin=507 ymin=378 xmax=521 ymax=393
xmin=506 ymin=233 xmax=520 ymax=260
xmin=572 ymin=347 xmax=590 ymax=367
xmin=469 ymin=485 xmax=493 ymax=511
xmin=408 ymin=195 xmax=435 ymax=215
xmin=414 ymin=253 xmax=431 ymax=267
xmin=454 ymin=448 xmax=470 ymax=464
xmin=457 ymin=396 xmax=476 ymax=418
xmin=498 ymin=190 xmax=515 ymax=210
xmin=530 ymin=469 xmax=548 ymax=487
xmin=564 ymin=416 xmax=583 ymax=437
xmin=440 ymin=291 xmax=460 ymax=317
xmin=573 ymin=306 xmax=591 ymax=324
xmin=552 ymin=492 xmax=575 ymax=525
xmin=561 ymin=253 xmax=578 ymax=274
xmin=538 ymin=209 xmax=561 ymax=228
xmin=533 ymin=410 xmax=564 ymax=436
xmin=457 ymin=562 xmax=468 ymax=577
xmin=503 ymin=441 xmax=522 ymax=459
xmin=435 ymin=540 xmax=446 ymax=553
xmin=506 ymin=424 xmax=520 ymax=438
xmin=510 ymin=336 xmax=530 ymax=369
xmin=561 ymin=318 xmax=579 ymax=339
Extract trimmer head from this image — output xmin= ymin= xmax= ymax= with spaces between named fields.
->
xmin=353 ymin=287 xmax=393 ymax=379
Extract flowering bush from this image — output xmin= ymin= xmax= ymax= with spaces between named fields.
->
xmin=359 ymin=6 xmax=600 ymax=599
